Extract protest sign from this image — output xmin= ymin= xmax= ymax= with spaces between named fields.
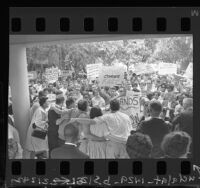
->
xmin=159 ymin=63 xmax=177 ymax=75
xmin=61 ymin=70 xmax=73 ymax=80
xmin=183 ymin=63 xmax=193 ymax=80
xmin=133 ymin=64 xmax=156 ymax=75
xmin=28 ymin=71 xmax=37 ymax=80
xmin=47 ymin=94 xmax=56 ymax=102
xmin=98 ymin=65 xmax=126 ymax=87
xmin=119 ymin=91 xmax=142 ymax=129
xmin=86 ymin=63 xmax=102 ymax=80
xmin=44 ymin=67 xmax=59 ymax=83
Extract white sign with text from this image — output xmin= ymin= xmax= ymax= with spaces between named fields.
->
xmin=86 ymin=63 xmax=102 ymax=80
xmin=99 ymin=66 xmax=126 ymax=87
xmin=119 ymin=91 xmax=141 ymax=129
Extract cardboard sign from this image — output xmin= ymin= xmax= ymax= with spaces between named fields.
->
xmin=44 ymin=67 xmax=59 ymax=83
xmin=98 ymin=66 xmax=126 ymax=87
xmin=183 ymin=63 xmax=193 ymax=79
xmin=119 ymin=91 xmax=141 ymax=129
xmin=86 ymin=63 xmax=102 ymax=80
xmin=159 ymin=63 xmax=177 ymax=75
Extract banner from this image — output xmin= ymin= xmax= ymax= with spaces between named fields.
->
xmin=159 ymin=63 xmax=177 ymax=75
xmin=86 ymin=63 xmax=102 ymax=80
xmin=119 ymin=91 xmax=142 ymax=129
xmin=98 ymin=65 xmax=126 ymax=87
xmin=183 ymin=63 xmax=193 ymax=80
xmin=44 ymin=67 xmax=59 ymax=83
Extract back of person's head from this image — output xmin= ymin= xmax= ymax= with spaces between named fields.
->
xmin=39 ymin=96 xmax=48 ymax=107
xmin=56 ymin=94 xmax=65 ymax=105
xmin=149 ymin=101 xmax=162 ymax=115
xmin=110 ymin=99 xmax=120 ymax=112
xmin=43 ymin=88 xmax=49 ymax=94
xmin=183 ymin=98 xmax=193 ymax=110
xmin=78 ymin=99 xmax=88 ymax=112
xmin=161 ymin=131 xmax=192 ymax=158
xmin=66 ymin=97 xmax=75 ymax=109
xmin=38 ymin=91 xmax=46 ymax=98
xmin=90 ymin=107 xmax=103 ymax=119
xmin=126 ymin=132 xmax=153 ymax=158
xmin=63 ymin=122 xmax=79 ymax=142
xmin=147 ymin=92 xmax=154 ymax=101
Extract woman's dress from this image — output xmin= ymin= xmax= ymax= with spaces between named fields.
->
xmin=25 ymin=106 xmax=49 ymax=153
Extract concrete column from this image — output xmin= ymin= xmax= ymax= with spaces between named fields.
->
xmin=9 ymin=44 xmax=30 ymax=148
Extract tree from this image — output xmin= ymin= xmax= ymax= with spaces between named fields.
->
xmin=26 ymin=36 xmax=192 ymax=74
xmin=152 ymin=37 xmax=193 ymax=70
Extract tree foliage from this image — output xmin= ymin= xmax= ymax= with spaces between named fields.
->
xmin=26 ymin=36 xmax=193 ymax=73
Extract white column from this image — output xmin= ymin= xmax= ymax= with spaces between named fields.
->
xmin=9 ymin=44 xmax=30 ymax=148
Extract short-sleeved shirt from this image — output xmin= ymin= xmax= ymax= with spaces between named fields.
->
xmin=94 ymin=111 xmax=132 ymax=143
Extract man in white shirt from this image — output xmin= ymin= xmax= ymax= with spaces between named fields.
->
xmin=73 ymin=99 xmax=132 ymax=159
xmin=59 ymin=82 xmax=68 ymax=96
xmin=91 ymin=89 xmax=105 ymax=110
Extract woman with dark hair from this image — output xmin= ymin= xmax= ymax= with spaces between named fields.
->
xmin=29 ymin=86 xmax=38 ymax=107
xmin=76 ymin=100 xmax=106 ymax=156
xmin=86 ymin=107 xmax=109 ymax=158
xmin=161 ymin=131 xmax=192 ymax=158
xmin=25 ymin=96 xmax=49 ymax=159
xmin=126 ymin=132 xmax=153 ymax=158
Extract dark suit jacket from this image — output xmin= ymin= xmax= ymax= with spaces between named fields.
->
xmin=137 ymin=117 xmax=171 ymax=158
xmin=48 ymin=109 xmax=61 ymax=151
xmin=172 ymin=110 xmax=193 ymax=155
xmin=172 ymin=110 xmax=193 ymax=138
xmin=50 ymin=144 xmax=89 ymax=159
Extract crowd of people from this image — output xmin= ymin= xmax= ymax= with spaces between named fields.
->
xmin=8 ymin=69 xmax=193 ymax=159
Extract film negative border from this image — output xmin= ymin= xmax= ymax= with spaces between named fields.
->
xmin=6 ymin=159 xmax=200 ymax=186
xmin=7 ymin=7 xmax=200 ymax=187
xmin=9 ymin=7 xmax=200 ymax=34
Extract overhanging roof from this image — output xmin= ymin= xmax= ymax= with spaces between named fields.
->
xmin=9 ymin=34 xmax=192 ymax=47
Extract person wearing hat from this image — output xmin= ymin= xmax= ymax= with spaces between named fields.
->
xmin=25 ymin=96 xmax=49 ymax=159
xmin=47 ymin=94 xmax=65 ymax=154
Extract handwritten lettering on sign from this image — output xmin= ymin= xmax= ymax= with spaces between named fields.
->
xmin=119 ymin=91 xmax=141 ymax=129
xmin=10 ymin=164 xmax=200 ymax=186
xmin=86 ymin=63 xmax=102 ymax=80
xmin=99 ymin=66 xmax=126 ymax=87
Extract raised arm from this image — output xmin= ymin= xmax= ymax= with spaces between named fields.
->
xmin=50 ymin=105 xmax=72 ymax=115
